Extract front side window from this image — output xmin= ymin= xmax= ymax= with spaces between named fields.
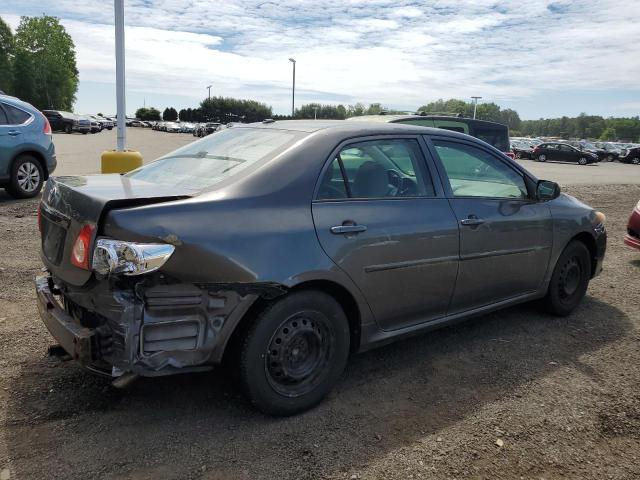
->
xmin=317 ymin=138 xmax=434 ymax=200
xmin=432 ymin=140 xmax=527 ymax=199
xmin=127 ymin=127 xmax=302 ymax=191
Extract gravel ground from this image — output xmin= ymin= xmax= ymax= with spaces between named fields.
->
xmin=0 ymin=183 xmax=639 ymax=480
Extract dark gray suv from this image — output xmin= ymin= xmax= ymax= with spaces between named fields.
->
xmin=36 ymin=121 xmax=606 ymax=415
xmin=0 ymin=94 xmax=56 ymax=198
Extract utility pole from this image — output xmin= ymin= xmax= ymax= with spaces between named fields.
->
xmin=289 ymin=58 xmax=296 ymax=117
xmin=115 ymin=0 xmax=126 ymax=150
xmin=207 ymin=85 xmax=212 ymax=100
xmin=313 ymin=105 xmax=318 ymax=120
xmin=471 ymin=96 xmax=482 ymax=119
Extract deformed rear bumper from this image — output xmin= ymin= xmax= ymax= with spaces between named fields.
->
xmin=35 ymin=273 xmax=271 ymax=377
xmin=36 ymin=275 xmax=94 ymax=365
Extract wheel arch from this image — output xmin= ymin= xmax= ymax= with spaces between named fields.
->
xmin=568 ymin=231 xmax=598 ymax=278
xmin=12 ymin=150 xmax=49 ymax=180
xmin=221 ymin=278 xmax=363 ymax=366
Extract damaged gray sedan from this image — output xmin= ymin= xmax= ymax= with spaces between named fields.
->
xmin=36 ymin=120 xmax=606 ymax=415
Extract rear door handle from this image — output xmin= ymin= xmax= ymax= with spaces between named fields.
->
xmin=330 ymin=224 xmax=367 ymax=234
xmin=460 ymin=216 xmax=485 ymax=226
xmin=8 ymin=130 xmax=21 ymax=136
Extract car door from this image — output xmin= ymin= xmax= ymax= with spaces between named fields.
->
xmin=312 ymin=136 xmax=460 ymax=330
xmin=0 ymin=104 xmax=21 ymax=175
xmin=427 ymin=136 xmax=552 ymax=314
xmin=562 ymin=145 xmax=579 ymax=162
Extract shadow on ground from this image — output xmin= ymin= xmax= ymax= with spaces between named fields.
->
xmin=4 ymin=295 xmax=631 ymax=479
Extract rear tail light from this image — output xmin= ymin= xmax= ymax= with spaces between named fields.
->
xmin=504 ymin=152 xmax=515 ymax=159
xmin=71 ymin=224 xmax=96 ymax=270
xmin=41 ymin=113 xmax=52 ymax=135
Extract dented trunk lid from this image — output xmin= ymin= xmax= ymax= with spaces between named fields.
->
xmin=40 ymin=175 xmax=193 ymax=286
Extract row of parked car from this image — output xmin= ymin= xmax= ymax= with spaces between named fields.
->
xmin=511 ymin=137 xmax=640 ymax=165
xmin=150 ymin=121 xmax=223 ymax=137
xmin=42 ymin=110 xmax=115 ymax=134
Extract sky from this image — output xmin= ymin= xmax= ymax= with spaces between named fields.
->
xmin=1 ymin=0 xmax=639 ymax=119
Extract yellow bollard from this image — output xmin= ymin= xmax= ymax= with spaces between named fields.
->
xmin=101 ymin=150 xmax=143 ymax=174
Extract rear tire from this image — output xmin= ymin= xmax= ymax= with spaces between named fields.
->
xmin=65 ymin=124 xmax=72 ymax=134
xmin=6 ymin=155 xmax=44 ymax=199
xmin=544 ymin=241 xmax=591 ymax=316
xmin=237 ymin=290 xmax=350 ymax=416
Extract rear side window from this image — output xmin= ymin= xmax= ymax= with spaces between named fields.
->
xmin=2 ymin=103 xmax=31 ymax=125
xmin=317 ymin=138 xmax=435 ymax=200
xmin=0 ymin=106 xmax=8 ymax=125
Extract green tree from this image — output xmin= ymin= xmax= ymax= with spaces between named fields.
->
xmin=14 ymin=15 xmax=78 ymax=109
xmin=11 ymin=48 xmax=35 ymax=102
xmin=600 ymin=127 xmax=617 ymax=141
xmin=162 ymin=107 xmax=178 ymax=121
xmin=200 ymin=96 xmax=272 ymax=123
xmin=0 ymin=17 xmax=14 ymax=93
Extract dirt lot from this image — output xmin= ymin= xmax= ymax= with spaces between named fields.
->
xmin=1 ymin=182 xmax=639 ymax=480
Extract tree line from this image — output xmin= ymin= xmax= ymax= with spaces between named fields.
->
xmin=0 ymin=16 xmax=79 ymax=111
xmin=137 ymin=95 xmax=639 ymax=142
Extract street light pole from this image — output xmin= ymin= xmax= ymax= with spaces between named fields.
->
xmin=313 ymin=105 xmax=318 ymax=120
xmin=207 ymin=85 xmax=212 ymax=100
xmin=114 ymin=0 xmax=126 ymax=151
xmin=289 ymin=58 xmax=296 ymax=118
xmin=471 ymin=96 xmax=482 ymax=119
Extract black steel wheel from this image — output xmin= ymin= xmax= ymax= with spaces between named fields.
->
xmin=237 ymin=290 xmax=350 ymax=416
xmin=544 ymin=241 xmax=591 ymax=316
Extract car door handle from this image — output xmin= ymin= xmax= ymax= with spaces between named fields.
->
xmin=330 ymin=224 xmax=367 ymax=234
xmin=8 ymin=130 xmax=21 ymax=136
xmin=460 ymin=216 xmax=485 ymax=226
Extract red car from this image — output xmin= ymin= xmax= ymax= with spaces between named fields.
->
xmin=624 ymin=200 xmax=640 ymax=251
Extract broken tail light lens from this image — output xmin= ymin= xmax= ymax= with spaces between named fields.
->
xmin=92 ymin=239 xmax=175 ymax=276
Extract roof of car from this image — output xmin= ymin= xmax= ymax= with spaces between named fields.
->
xmin=346 ymin=114 xmax=507 ymax=128
xmin=236 ymin=119 xmax=469 ymax=138
xmin=0 ymin=93 xmax=39 ymax=112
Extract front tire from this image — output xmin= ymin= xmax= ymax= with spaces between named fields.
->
xmin=578 ymin=157 xmax=588 ymax=165
xmin=65 ymin=124 xmax=72 ymax=134
xmin=632 ymin=157 xmax=640 ymax=165
xmin=6 ymin=155 xmax=44 ymax=198
xmin=237 ymin=290 xmax=350 ymax=416
xmin=544 ymin=241 xmax=591 ymax=316
xmin=537 ymin=154 xmax=546 ymax=162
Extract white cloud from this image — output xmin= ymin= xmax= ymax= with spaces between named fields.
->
xmin=1 ymin=0 xmax=640 ymax=115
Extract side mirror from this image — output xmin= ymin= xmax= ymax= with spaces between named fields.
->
xmin=536 ymin=180 xmax=560 ymax=201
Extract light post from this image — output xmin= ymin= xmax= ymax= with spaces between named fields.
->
xmin=100 ymin=0 xmax=143 ymax=174
xmin=471 ymin=96 xmax=482 ymax=119
xmin=289 ymin=58 xmax=296 ymax=118
xmin=313 ymin=105 xmax=318 ymax=120
xmin=115 ymin=0 xmax=126 ymax=151
xmin=207 ymin=85 xmax=212 ymax=100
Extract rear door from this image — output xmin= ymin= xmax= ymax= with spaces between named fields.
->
xmin=312 ymin=136 xmax=459 ymax=330
xmin=427 ymin=136 xmax=552 ymax=313
xmin=0 ymin=104 xmax=21 ymax=174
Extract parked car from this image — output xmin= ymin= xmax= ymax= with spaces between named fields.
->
xmin=618 ymin=146 xmax=640 ymax=165
xmin=36 ymin=120 xmax=606 ymax=415
xmin=42 ymin=110 xmax=90 ymax=134
xmin=511 ymin=139 xmax=535 ymax=159
xmin=532 ymin=142 xmax=599 ymax=165
xmin=164 ymin=122 xmax=181 ymax=133
xmin=0 ymin=93 xmax=56 ymax=198
xmin=347 ymin=114 xmax=513 ymax=158
xmin=624 ymin=200 xmax=640 ymax=251
xmin=195 ymin=122 xmax=221 ymax=137
xmin=567 ymin=141 xmax=607 ymax=162
xmin=90 ymin=115 xmax=113 ymax=130
xmin=593 ymin=142 xmax=620 ymax=162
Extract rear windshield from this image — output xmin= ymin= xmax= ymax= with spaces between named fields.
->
xmin=126 ymin=127 xmax=302 ymax=190
xmin=474 ymin=127 xmax=510 ymax=152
